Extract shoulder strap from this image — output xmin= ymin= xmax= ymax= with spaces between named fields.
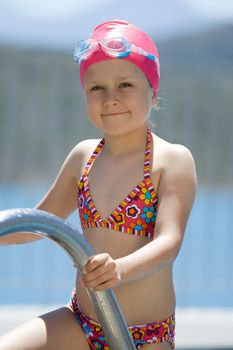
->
xmin=144 ymin=129 xmax=152 ymax=179
xmin=83 ymin=139 xmax=105 ymax=177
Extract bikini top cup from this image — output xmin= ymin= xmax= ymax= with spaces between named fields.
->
xmin=77 ymin=129 xmax=158 ymax=238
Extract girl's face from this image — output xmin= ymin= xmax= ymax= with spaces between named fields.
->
xmin=83 ymin=59 xmax=157 ymax=136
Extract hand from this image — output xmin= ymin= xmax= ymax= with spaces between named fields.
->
xmin=79 ymin=253 xmax=122 ymax=291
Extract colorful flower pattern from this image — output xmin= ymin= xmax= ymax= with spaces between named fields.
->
xmin=139 ymin=188 xmax=152 ymax=204
xmin=130 ymin=219 xmax=148 ymax=232
xmin=69 ymin=289 xmax=175 ymax=349
xmin=80 ymin=204 xmax=92 ymax=223
xmin=77 ymin=129 xmax=159 ymax=238
xmin=111 ymin=212 xmax=125 ymax=225
xmin=141 ymin=206 xmax=156 ymax=223
xmin=126 ymin=204 xmax=140 ymax=219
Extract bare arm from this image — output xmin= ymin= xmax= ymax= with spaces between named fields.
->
xmin=117 ymin=145 xmax=197 ymax=282
xmin=80 ymin=144 xmax=197 ymax=291
xmin=0 ymin=144 xmax=83 ymax=245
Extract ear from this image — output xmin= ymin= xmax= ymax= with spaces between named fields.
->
xmin=151 ymin=92 xmax=157 ymax=107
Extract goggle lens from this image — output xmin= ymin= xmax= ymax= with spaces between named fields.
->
xmin=74 ymin=37 xmax=155 ymax=63
xmin=74 ymin=40 xmax=98 ymax=63
xmin=101 ymin=37 xmax=130 ymax=57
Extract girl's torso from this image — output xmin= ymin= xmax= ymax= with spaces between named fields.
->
xmin=75 ymin=130 xmax=176 ymax=324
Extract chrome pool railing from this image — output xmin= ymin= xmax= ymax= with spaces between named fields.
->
xmin=0 ymin=208 xmax=135 ymax=349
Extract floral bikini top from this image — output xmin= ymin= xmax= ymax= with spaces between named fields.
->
xmin=77 ymin=129 xmax=158 ymax=238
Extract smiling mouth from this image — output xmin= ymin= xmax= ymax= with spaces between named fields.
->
xmin=102 ymin=111 xmax=128 ymax=117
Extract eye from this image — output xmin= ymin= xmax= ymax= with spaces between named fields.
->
xmin=90 ymin=85 xmax=104 ymax=92
xmin=120 ymin=82 xmax=132 ymax=88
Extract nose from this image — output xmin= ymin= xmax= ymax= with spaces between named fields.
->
xmin=102 ymin=89 xmax=119 ymax=107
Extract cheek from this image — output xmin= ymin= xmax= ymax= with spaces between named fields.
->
xmin=121 ymin=91 xmax=139 ymax=107
xmin=127 ymin=92 xmax=150 ymax=110
xmin=85 ymin=95 xmax=99 ymax=112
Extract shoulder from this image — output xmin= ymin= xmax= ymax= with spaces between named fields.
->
xmin=152 ymin=133 xmax=196 ymax=174
xmin=63 ymin=139 xmax=101 ymax=179
xmin=72 ymin=138 xmax=102 ymax=154
xmin=151 ymin=134 xmax=197 ymax=199
xmin=66 ymin=138 xmax=102 ymax=164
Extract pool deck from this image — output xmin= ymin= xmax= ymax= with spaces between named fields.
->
xmin=0 ymin=306 xmax=233 ymax=348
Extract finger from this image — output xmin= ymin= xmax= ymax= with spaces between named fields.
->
xmin=83 ymin=254 xmax=109 ymax=274
xmin=92 ymin=278 xmax=118 ymax=291
xmin=82 ymin=259 xmax=116 ymax=284
xmin=82 ymin=255 xmax=95 ymax=272
xmin=81 ymin=268 xmax=111 ymax=286
xmin=81 ymin=269 xmax=117 ymax=289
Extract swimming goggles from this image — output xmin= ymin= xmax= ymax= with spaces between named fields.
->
xmin=73 ymin=36 xmax=157 ymax=64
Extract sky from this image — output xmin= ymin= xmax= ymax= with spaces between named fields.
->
xmin=181 ymin=0 xmax=233 ymax=21
xmin=0 ymin=0 xmax=232 ymax=50
xmin=2 ymin=0 xmax=233 ymax=22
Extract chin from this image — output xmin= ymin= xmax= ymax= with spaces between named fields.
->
xmin=102 ymin=123 xmax=147 ymax=137
xmin=102 ymin=128 xmax=128 ymax=137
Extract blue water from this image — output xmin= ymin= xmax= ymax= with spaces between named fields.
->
xmin=0 ymin=184 xmax=232 ymax=307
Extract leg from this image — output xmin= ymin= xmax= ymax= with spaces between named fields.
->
xmin=0 ymin=306 xmax=90 ymax=350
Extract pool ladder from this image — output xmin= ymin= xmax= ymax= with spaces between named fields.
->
xmin=0 ymin=208 xmax=135 ymax=349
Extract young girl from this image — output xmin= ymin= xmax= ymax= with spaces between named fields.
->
xmin=0 ymin=20 xmax=196 ymax=350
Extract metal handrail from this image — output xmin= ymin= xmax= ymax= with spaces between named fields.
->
xmin=0 ymin=208 xmax=135 ymax=349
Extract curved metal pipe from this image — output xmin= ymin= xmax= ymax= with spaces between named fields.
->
xmin=0 ymin=208 xmax=135 ymax=349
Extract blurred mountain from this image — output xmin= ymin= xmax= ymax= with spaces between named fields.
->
xmin=158 ymin=24 xmax=233 ymax=69
xmin=1 ymin=23 xmax=232 ymax=71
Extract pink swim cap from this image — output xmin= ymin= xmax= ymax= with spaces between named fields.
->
xmin=79 ymin=20 xmax=160 ymax=94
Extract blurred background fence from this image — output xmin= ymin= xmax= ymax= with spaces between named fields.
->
xmin=0 ymin=24 xmax=233 ymax=307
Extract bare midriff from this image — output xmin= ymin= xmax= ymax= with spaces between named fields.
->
xmin=75 ymin=227 xmax=176 ymax=325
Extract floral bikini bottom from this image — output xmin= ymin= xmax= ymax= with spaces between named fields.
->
xmin=69 ymin=289 xmax=175 ymax=349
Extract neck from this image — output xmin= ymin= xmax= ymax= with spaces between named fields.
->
xmin=103 ymin=125 xmax=149 ymax=157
